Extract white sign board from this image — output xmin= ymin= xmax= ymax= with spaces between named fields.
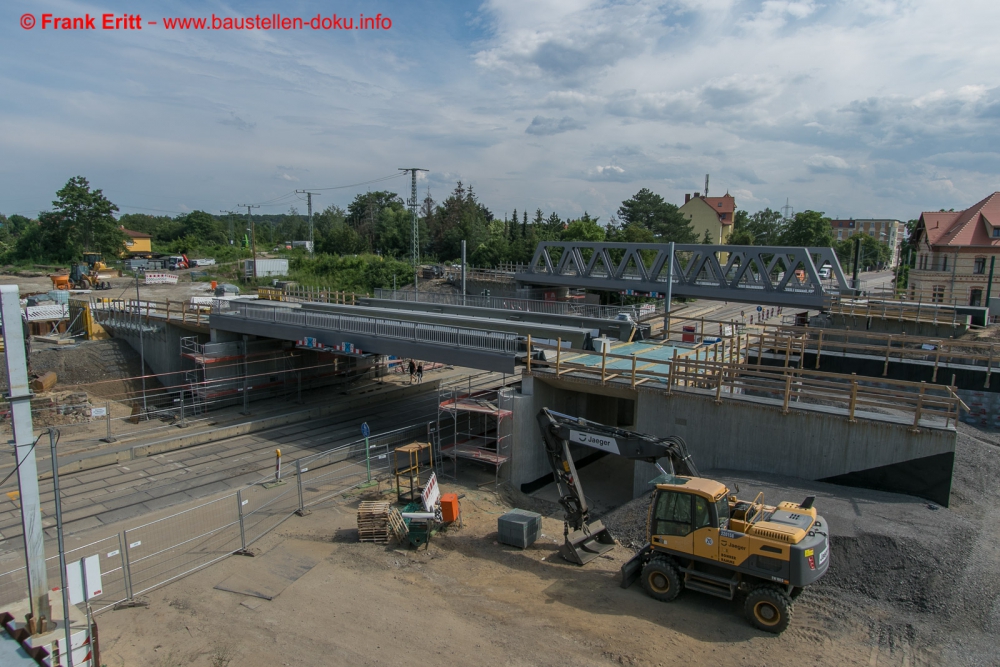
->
xmin=569 ymin=430 xmax=621 ymax=455
xmin=67 ymin=554 xmax=102 ymax=604
xmin=421 ymin=471 xmax=440 ymax=512
xmin=90 ymin=407 xmax=107 ymax=418
xmin=145 ymin=272 xmax=179 ymax=285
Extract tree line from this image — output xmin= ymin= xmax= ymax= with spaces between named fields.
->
xmin=1 ymin=176 xmax=894 ymax=273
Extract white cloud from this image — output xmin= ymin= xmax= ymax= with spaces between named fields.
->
xmin=3 ymin=0 xmax=1000 ymax=222
xmin=805 ymin=154 xmax=852 ymax=172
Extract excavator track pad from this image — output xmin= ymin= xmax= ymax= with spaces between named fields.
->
xmin=560 ymin=520 xmax=616 ymax=565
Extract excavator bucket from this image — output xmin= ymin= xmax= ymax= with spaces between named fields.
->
xmin=560 ymin=520 xmax=616 ymax=565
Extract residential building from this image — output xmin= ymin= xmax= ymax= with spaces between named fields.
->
xmin=907 ymin=192 xmax=1000 ymax=306
xmin=679 ymin=192 xmax=735 ymax=244
xmin=829 ymin=218 xmax=904 ymax=267
xmin=120 ymin=226 xmax=152 ymax=256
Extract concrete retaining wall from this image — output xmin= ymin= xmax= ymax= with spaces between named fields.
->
xmin=109 ymin=321 xmax=207 ymax=387
xmin=510 ymin=374 xmax=956 ymax=506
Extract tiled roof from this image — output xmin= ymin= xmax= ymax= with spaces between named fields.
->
xmin=920 ymin=192 xmax=1000 ymax=248
xmin=684 ymin=193 xmax=736 ymax=225
xmin=703 ymin=194 xmax=735 ymax=215
xmin=120 ymin=227 xmax=152 ymax=239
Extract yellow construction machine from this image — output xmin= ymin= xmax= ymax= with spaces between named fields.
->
xmin=537 ymin=409 xmax=830 ymax=633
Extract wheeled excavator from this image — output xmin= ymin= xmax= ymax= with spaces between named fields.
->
xmin=537 ymin=408 xmax=830 ymax=633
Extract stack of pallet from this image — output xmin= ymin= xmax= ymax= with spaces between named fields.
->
xmin=357 ymin=501 xmax=393 ymax=543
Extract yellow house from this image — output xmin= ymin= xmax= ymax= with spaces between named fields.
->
xmin=120 ymin=226 xmax=152 ymax=256
xmin=679 ymin=192 xmax=736 ymax=244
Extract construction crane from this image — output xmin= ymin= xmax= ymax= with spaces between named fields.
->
xmin=536 ymin=409 xmax=831 ymax=633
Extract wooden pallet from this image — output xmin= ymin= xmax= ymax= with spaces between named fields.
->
xmin=387 ymin=507 xmax=408 ymax=542
xmin=357 ymin=501 xmax=392 ymax=543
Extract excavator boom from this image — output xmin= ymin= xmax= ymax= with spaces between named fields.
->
xmin=536 ymin=408 xmax=699 ymax=565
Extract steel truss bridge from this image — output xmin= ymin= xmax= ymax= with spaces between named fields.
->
xmin=515 ymin=242 xmax=853 ymax=309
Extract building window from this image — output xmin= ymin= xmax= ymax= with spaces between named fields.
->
xmin=942 ymin=256 xmax=948 ymax=271
xmin=975 ymin=258 xmax=986 ymax=274
xmin=838 ymin=231 xmax=842 ymax=239
xmin=970 ymin=288 xmax=983 ymax=307
xmin=932 ymin=285 xmax=945 ymax=303
xmin=994 ymin=228 xmax=1000 ymax=238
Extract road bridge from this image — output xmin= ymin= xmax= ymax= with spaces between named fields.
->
xmin=516 ymin=242 xmax=852 ymax=309
xmin=211 ymin=300 xmax=525 ymax=373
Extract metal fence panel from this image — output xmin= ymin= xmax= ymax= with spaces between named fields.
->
xmin=239 ymin=479 xmax=299 ymax=548
xmin=123 ymin=495 xmax=241 ymax=597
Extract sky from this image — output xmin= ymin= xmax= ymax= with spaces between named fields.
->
xmin=2 ymin=0 xmax=1000 ymax=225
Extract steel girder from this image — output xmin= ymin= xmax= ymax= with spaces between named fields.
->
xmin=515 ymin=242 xmax=852 ymax=309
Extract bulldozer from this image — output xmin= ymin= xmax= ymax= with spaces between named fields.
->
xmin=537 ymin=409 xmax=830 ymax=633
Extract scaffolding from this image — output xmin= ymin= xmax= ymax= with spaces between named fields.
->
xmin=436 ymin=385 xmax=513 ymax=487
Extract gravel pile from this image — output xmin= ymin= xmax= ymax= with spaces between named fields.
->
xmin=595 ymin=420 xmax=1000 ymax=665
xmin=600 ymin=493 xmax=653 ymax=550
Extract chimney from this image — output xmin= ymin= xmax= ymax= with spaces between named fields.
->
xmin=694 ymin=192 xmax=701 ymax=198
xmin=685 ymin=193 xmax=691 ymax=204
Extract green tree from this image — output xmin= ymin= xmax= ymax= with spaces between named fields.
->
xmin=561 ymin=213 xmax=605 ymax=242
xmin=179 ymin=210 xmax=226 ymax=245
xmin=735 ymin=208 xmax=784 ymax=245
xmin=779 ymin=210 xmax=834 ymax=247
xmin=702 ymin=229 xmax=713 ymax=244
xmin=617 ymin=188 xmax=695 ymax=242
xmin=433 ymin=182 xmax=493 ymax=261
xmin=51 ymin=176 xmax=126 ymax=258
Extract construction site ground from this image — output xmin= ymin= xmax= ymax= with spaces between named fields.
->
xmin=88 ymin=419 xmax=999 ymax=667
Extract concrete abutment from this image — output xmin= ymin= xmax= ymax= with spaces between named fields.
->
xmin=510 ymin=373 xmax=956 ymax=507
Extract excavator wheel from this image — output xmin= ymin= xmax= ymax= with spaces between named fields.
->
xmin=744 ymin=585 xmax=793 ymax=634
xmin=641 ymin=557 xmax=682 ymax=603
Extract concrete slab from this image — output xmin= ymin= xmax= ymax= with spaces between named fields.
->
xmin=97 ymin=504 xmax=151 ymax=525
xmin=186 ymin=481 xmax=236 ymax=499
xmin=73 ymin=467 xmax=124 ymax=484
xmin=140 ymin=491 xmax=195 ymax=512
xmin=59 ymin=504 xmax=110 ymax=523
xmin=101 ymin=492 xmax=154 ymax=511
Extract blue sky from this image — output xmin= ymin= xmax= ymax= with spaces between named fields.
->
xmin=2 ymin=0 xmax=999 ymax=224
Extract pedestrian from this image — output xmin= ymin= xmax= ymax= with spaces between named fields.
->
xmin=417 ymin=363 xmax=424 ymax=383
xmin=408 ymin=359 xmax=416 ymax=384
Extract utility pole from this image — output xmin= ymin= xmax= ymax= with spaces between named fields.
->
xmin=238 ymin=204 xmax=260 ymax=281
xmin=295 ymin=190 xmax=320 ymax=257
xmin=0 ymin=285 xmax=51 ymax=634
xmin=135 ymin=272 xmax=148 ymax=414
xmin=398 ymin=168 xmax=428 ymax=292
xmin=220 ymin=210 xmax=237 ymax=246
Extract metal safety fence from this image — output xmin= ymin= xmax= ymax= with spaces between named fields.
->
xmin=0 ymin=422 xmax=430 ymax=615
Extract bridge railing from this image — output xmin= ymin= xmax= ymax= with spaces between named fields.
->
xmin=214 ymin=300 xmax=519 ymax=355
xmin=529 ymin=340 xmax=967 ymax=429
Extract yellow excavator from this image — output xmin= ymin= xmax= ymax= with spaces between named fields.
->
xmin=537 ymin=409 xmax=830 ymax=633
